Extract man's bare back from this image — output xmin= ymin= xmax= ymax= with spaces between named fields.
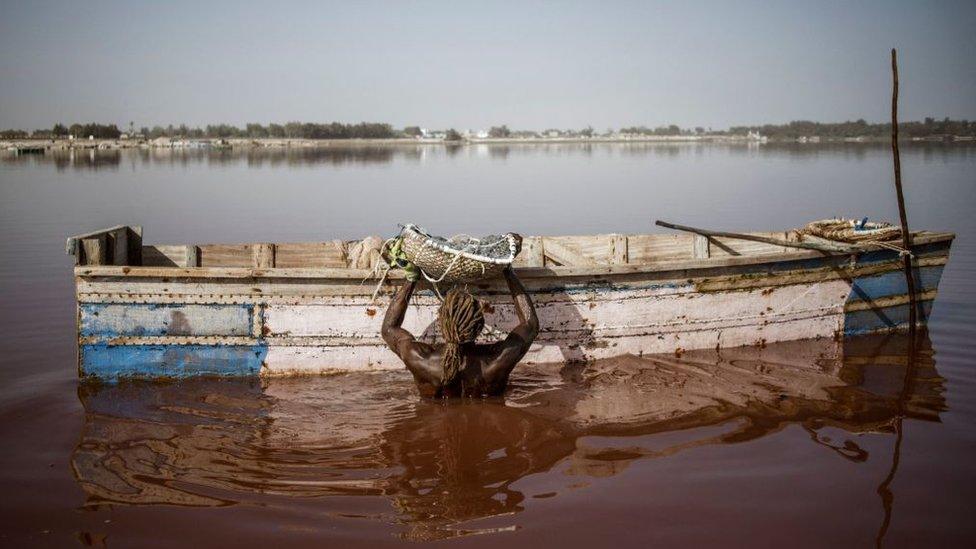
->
xmin=381 ymin=268 xmax=539 ymax=398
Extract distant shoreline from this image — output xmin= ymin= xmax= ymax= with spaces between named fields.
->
xmin=3 ymin=134 xmax=974 ymax=152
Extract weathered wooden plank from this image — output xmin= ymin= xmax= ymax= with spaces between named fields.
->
xmin=142 ymin=245 xmax=186 ymax=267
xmin=542 ymin=237 xmax=596 ymax=266
xmin=110 ymin=227 xmax=128 ymax=266
xmin=693 ymin=234 xmax=710 ymax=259
xmin=198 ymin=244 xmax=253 ymax=267
xmin=572 ymin=235 xmax=615 ymax=263
xmin=275 ymin=242 xmax=347 ymax=268
xmin=141 ymin=244 xmax=198 ymax=268
xmin=81 ymin=235 xmax=107 ymax=266
xmin=126 ymin=226 xmax=143 ymax=266
xmin=185 ymin=245 xmax=200 ymax=267
xmin=547 ymin=235 xmax=621 ymax=264
xmin=609 ymin=234 xmax=628 ymax=264
xmin=708 ymin=233 xmax=792 ymax=258
xmin=66 ymin=225 xmax=133 ymax=258
xmin=512 ymin=236 xmax=545 ymax=268
xmin=627 ymin=234 xmax=694 ymax=263
xmin=252 ymin=243 xmax=276 ymax=268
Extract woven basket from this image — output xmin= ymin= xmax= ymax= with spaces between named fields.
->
xmin=400 ymin=224 xmax=518 ymax=283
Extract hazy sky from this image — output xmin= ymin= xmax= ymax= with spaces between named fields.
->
xmin=1 ymin=0 xmax=974 ymax=130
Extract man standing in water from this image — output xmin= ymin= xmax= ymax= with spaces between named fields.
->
xmin=382 ymin=265 xmax=539 ymax=398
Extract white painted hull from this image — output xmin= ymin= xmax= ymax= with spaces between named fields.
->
xmin=254 ymin=280 xmax=850 ymax=375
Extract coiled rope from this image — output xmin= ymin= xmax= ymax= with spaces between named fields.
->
xmin=796 ymin=218 xmax=912 ymax=257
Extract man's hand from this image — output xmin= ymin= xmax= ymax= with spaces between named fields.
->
xmin=403 ymin=261 xmax=421 ymax=282
xmin=402 ymin=261 xmax=421 ymax=282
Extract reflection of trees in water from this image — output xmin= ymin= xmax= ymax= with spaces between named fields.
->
xmin=0 ymin=146 xmax=428 ymax=170
xmin=70 ymin=333 xmax=943 ymax=540
xmin=0 ymin=149 xmax=125 ymax=171
xmin=240 ymin=147 xmax=406 ymax=167
xmin=2 ymin=142 xmax=971 ymax=171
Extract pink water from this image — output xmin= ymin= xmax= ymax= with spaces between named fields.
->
xmin=1 ymin=143 xmax=974 ymax=547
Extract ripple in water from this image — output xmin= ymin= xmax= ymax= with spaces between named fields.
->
xmin=72 ymin=333 xmax=943 ymax=541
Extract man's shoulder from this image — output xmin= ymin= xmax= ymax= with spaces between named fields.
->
xmin=404 ymin=340 xmax=439 ymax=360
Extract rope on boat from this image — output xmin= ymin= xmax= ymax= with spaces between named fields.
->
xmin=794 ymin=218 xmax=912 ymax=257
xmin=363 ymin=236 xmax=399 ymax=303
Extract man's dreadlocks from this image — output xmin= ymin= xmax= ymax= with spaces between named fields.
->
xmin=437 ymin=288 xmax=485 ymax=384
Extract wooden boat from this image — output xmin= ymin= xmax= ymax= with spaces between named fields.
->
xmin=67 ymin=225 xmax=954 ymax=380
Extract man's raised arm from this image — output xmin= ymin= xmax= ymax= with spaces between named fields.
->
xmin=382 ymin=280 xmax=418 ymax=358
xmin=485 ymin=267 xmax=540 ymax=379
xmin=504 ymin=267 xmax=539 ymax=342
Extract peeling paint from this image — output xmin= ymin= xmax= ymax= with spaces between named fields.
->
xmin=80 ymin=303 xmax=253 ymax=340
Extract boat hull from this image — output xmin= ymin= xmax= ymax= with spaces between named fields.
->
xmin=74 ymin=238 xmax=952 ymax=380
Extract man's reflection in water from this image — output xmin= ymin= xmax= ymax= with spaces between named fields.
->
xmin=71 ymin=333 xmax=944 ymax=540
xmin=380 ymin=399 xmax=574 ymax=539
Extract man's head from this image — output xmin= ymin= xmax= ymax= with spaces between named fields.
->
xmin=438 ymin=288 xmax=485 ymax=345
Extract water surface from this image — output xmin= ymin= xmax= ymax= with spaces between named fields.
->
xmin=0 ymin=143 xmax=973 ymax=547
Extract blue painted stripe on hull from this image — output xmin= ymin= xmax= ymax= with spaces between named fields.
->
xmin=549 ymin=240 xmax=950 ymax=294
xmin=844 ymin=301 xmax=934 ymax=336
xmin=854 ymin=241 xmax=950 ymax=266
xmin=80 ymin=303 xmax=254 ymax=338
xmin=848 ymin=265 xmax=944 ymax=303
xmin=80 ymin=344 xmax=266 ymax=381
xmin=691 ymin=240 xmax=951 ymax=284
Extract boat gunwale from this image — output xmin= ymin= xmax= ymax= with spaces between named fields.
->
xmin=73 ymin=232 xmax=955 ymax=280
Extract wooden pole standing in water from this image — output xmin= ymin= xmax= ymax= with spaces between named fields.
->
xmin=876 ymin=48 xmax=920 ymax=548
xmin=890 ymin=49 xmax=918 ymax=331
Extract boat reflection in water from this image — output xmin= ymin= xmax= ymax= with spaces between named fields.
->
xmin=72 ymin=332 xmax=944 ymax=541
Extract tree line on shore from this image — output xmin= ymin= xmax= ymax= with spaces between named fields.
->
xmin=727 ymin=117 xmax=976 ymax=139
xmin=2 ymin=118 xmax=974 ymax=140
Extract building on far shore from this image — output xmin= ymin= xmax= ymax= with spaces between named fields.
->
xmin=747 ymin=130 xmax=768 ymax=143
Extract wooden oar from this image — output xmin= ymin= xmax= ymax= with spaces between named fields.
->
xmin=654 ymin=220 xmax=859 ymax=254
